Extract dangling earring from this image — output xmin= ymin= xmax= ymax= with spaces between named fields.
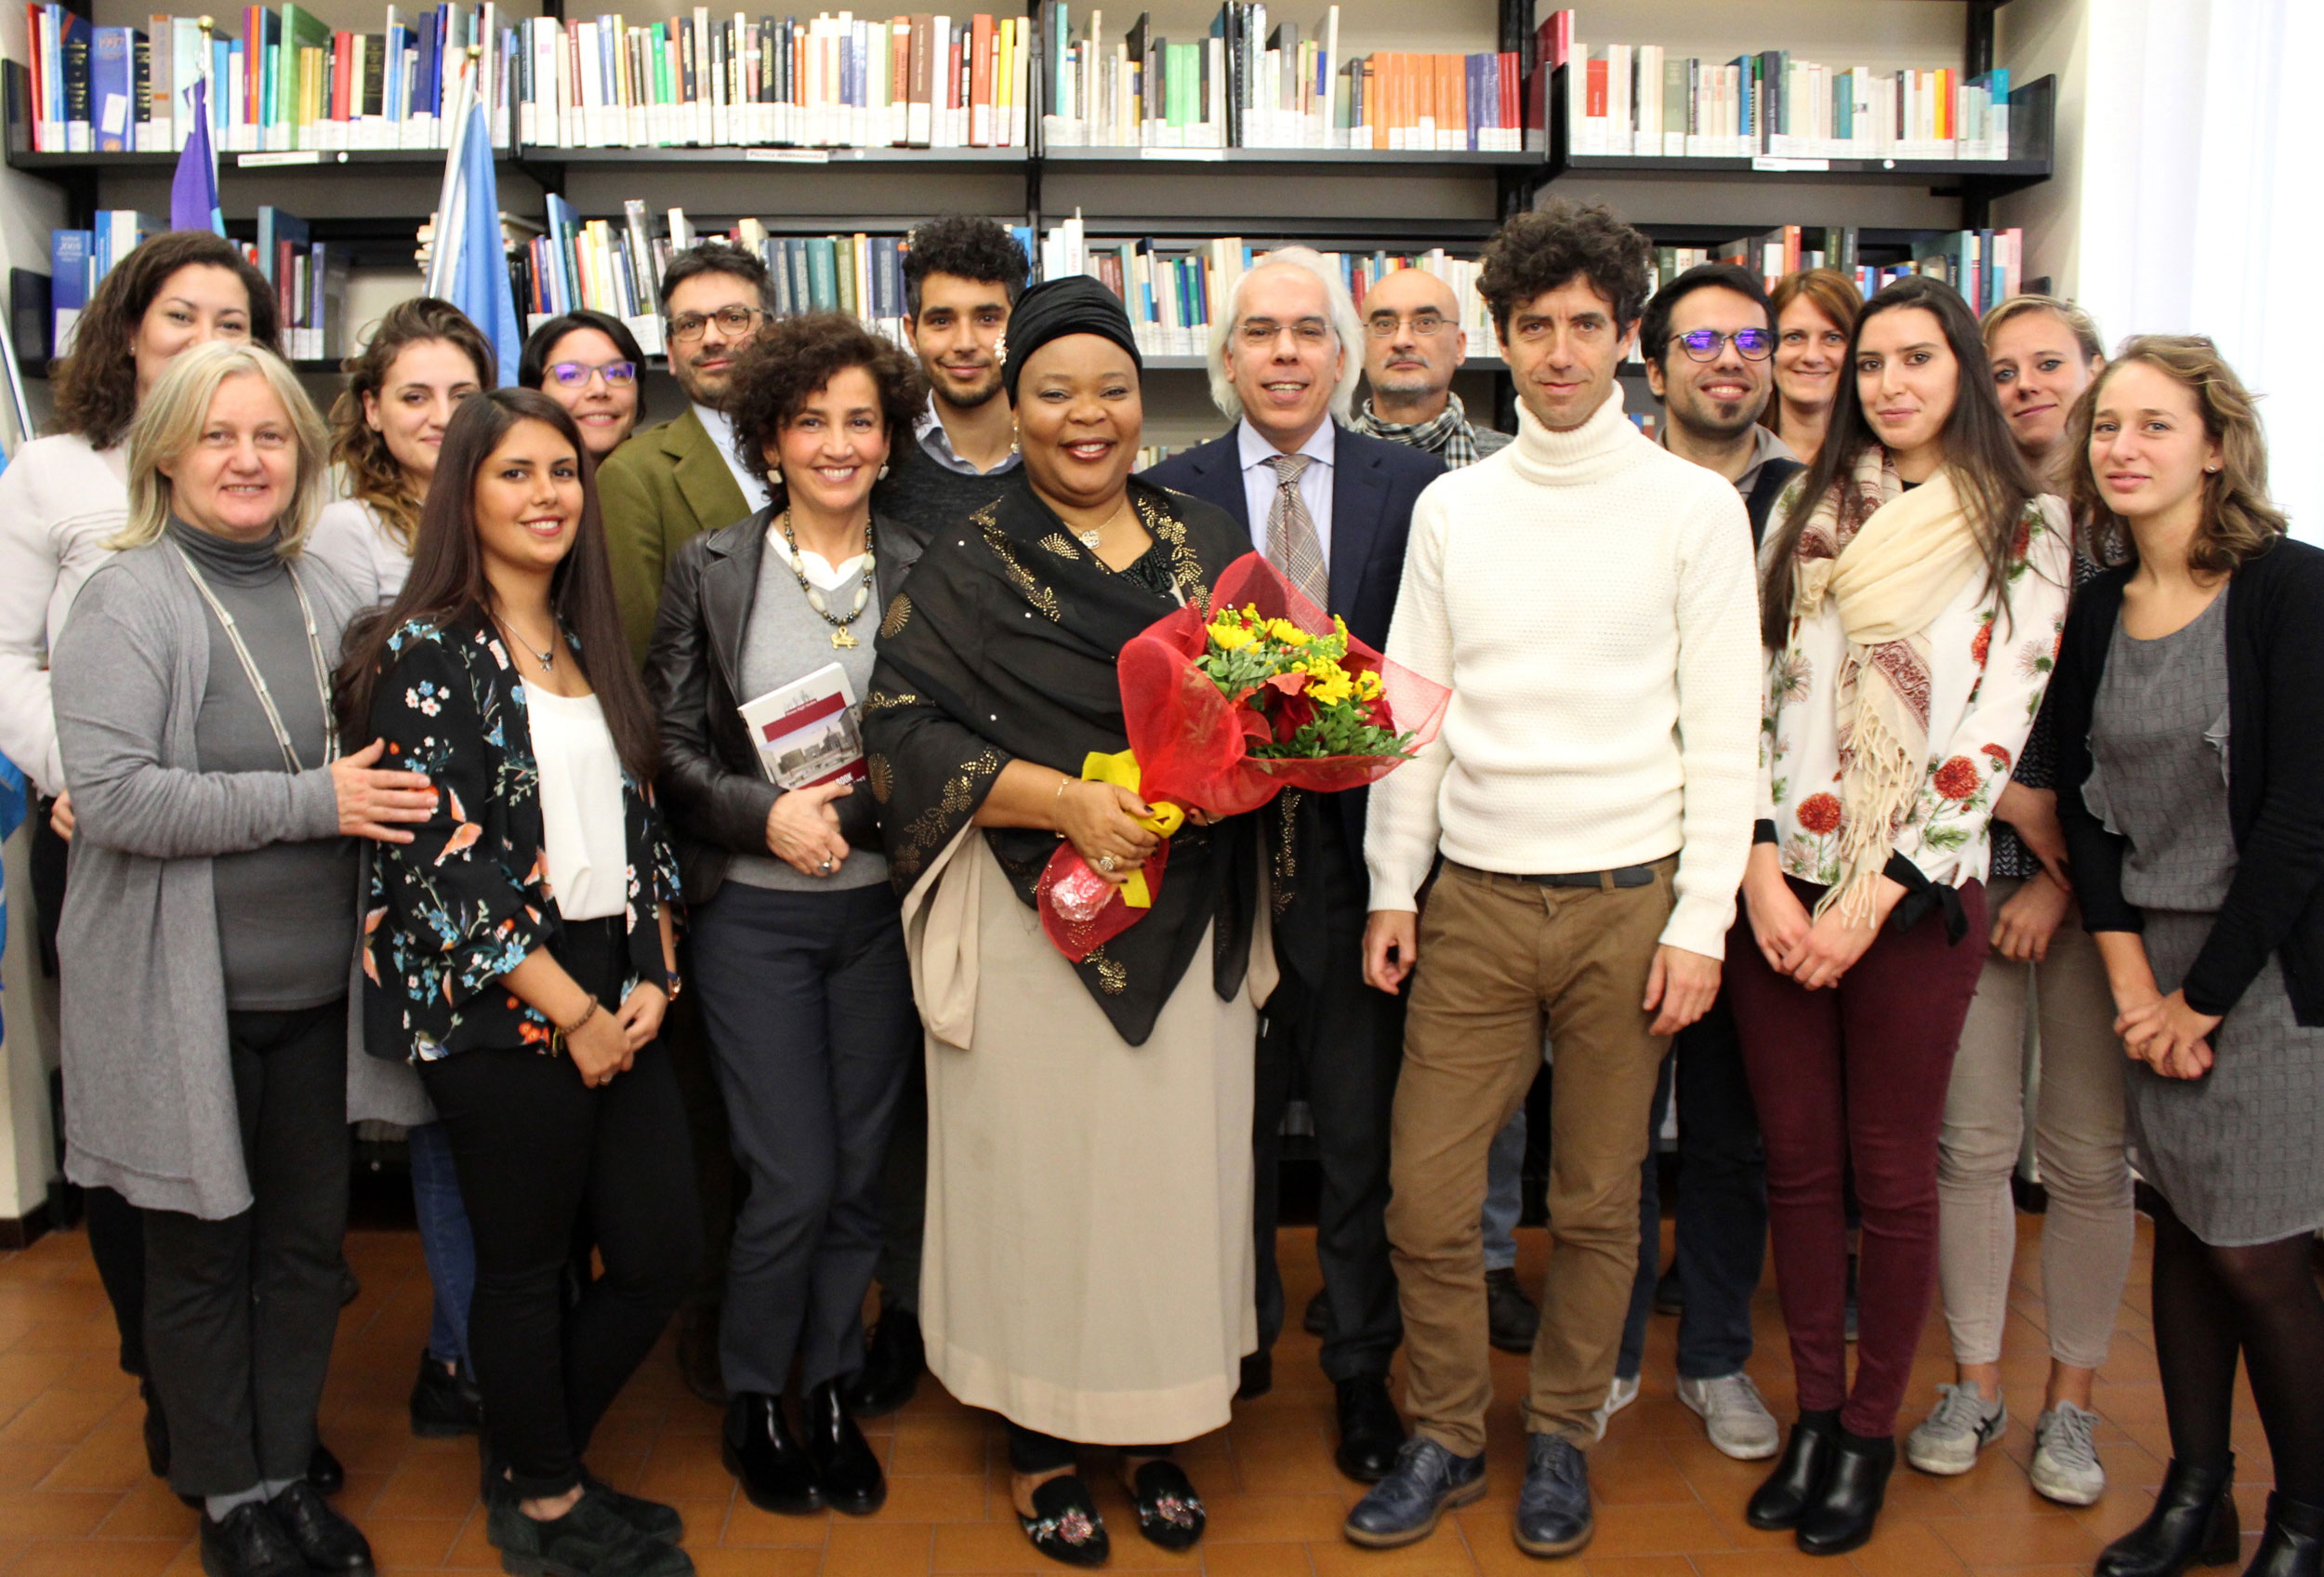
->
xmin=769 ymin=466 xmax=782 ymax=484
xmin=877 ymin=462 xmax=890 ymax=480
xmin=1010 ymin=425 xmax=1021 ymax=456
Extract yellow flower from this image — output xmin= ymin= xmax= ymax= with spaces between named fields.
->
xmin=1354 ymin=669 xmax=1383 ymax=701
xmin=1262 ymin=618 xmax=1312 ymax=647
xmin=1209 ymin=620 xmax=1257 ymax=652
xmin=1310 ymin=669 xmax=1355 ymax=707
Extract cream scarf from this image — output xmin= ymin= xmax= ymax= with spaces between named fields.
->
xmin=1787 ymin=446 xmax=1985 ymax=922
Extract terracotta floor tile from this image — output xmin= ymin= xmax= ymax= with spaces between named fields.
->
xmin=820 ymin=1518 xmax=932 ymax=1576
xmin=0 ymin=1447 xmax=71 ymax=1493
xmin=40 ymin=1425 xmax=151 ymax=1492
xmin=0 ymin=1488 xmax=125 ymax=1538
xmin=690 ymin=1550 xmax=825 ymax=1577
xmin=878 ymin=1473 xmax=990 ymax=1522
xmin=1577 ymin=1503 xmax=1736 ymax=1557
xmin=91 ymin=1484 xmax=196 ymax=1541
xmin=930 ymin=1519 xmax=1048 ymax=1573
xmin=1842 ymin=1515 xmax=1972 ymax=1576
xmin=1201 ymin=1491 xmax=1348 ymax=1544
xmin=0 ymin=1389 xmax=130 ymax=1447
xmin=1568 ymin=1558 xmax=1696 ymax=1577
xmin=1200 ymin=1544 xmax=1316 ymax=1577
xmin=4 ymin=1536 xmax=188 ymax=1577
xmin=1692 ymin=1549 xmax=1851 ymax=1576
xmin=1930 ymin=1512 xmax=2106 ymax=1567
xmin=1303 ymin=1533 xmax=1481 ymax=1576
xmin=720 ymin=1497 xmax=835 ymax=1547
xmin=359 ymin=1515 xmax=466 ymax=1569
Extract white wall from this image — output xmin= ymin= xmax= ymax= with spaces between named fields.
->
xmin=1993 ymin=0 xmax=2089 ymax=298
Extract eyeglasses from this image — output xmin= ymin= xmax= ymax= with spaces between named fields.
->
xmin=546 ymin=360 xmax=639 ymax=388
xmin=667 ymin=305 xmax=769 ymax=343
xmin=1237 ymin=317 xmax=1333 ymax=347
xmin=1366 ymin=312 xmax=1451 ymax=339
xmin=1670 ymin=327 xmax=1775 ymax=362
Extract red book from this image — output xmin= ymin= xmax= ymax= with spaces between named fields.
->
xmin=1586 ymin=55 xmax=1606 ymax=119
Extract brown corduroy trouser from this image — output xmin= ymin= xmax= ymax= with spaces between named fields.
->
xmin=1386 ymin=857 xmax=1677 ymax=1454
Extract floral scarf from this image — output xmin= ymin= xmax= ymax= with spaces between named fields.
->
xmin=1785 ymin=445 xmax=1985 ymax=922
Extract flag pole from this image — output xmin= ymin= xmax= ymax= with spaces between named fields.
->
xmin=425 ymin=47 xmax=482 ymax=300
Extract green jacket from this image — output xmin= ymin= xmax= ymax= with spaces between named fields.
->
xmin=599 ymin=405 xmax=753 ymax=661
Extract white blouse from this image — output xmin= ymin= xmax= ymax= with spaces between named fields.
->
xmin=306 ymin=497 xmax=412 ymax=606
xmin=0 ymin=433 xmax=129 ymax=794
xmin=524 ymin=685 xmax=629 ymax=922
xmin=1759 ymin=494 xmax=2073 ymax=889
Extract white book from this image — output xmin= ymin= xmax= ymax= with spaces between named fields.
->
xmin=740 ymin=663 xmax=865 ymax=790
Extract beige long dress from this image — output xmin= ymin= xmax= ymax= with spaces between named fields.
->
xmin=902 ymin=828 xmax=1274 ymax=1443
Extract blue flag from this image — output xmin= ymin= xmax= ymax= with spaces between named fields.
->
xmin=0 ymin=752 xmax=25 ymax=1052
xmin=169 ymin=78 xmax=225 ymax=238
xmin=427 ymin=93 xmax=522 ymax=387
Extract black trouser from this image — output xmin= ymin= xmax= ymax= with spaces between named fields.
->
xmin=664 ymin=973 xmax=736 ymax=1318
xmin=144 ymin=1001 xmax=350 ymax=1499
xmin=417 ymin=919 xmax=702 ymax=1500
xmin=1005 ymin=1422 xmax=1174 ymax=1474
xmin=869 ymin=1054 xmax=927 ymax=1319
xmin=1617 ymin=992 xmax=1768 ymax=1382
xmin=1252 ymin=834 xmax=1404 ymax=1383
xmin=690 ymin=882 xmax=917 ymax=1397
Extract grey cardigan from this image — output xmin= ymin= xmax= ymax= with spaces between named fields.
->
xmin=49 ymin=537 xmax=421 ymax=1220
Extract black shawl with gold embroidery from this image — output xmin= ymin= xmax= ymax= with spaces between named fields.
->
xmin=864 ymin=472 xmax=1256 ymax=1045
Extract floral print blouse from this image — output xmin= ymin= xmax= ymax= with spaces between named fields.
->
xmin=362 ymin=612 xmax=682 ymax=1062
xmin=1758 ymin=495 xmax=2073 ymax=890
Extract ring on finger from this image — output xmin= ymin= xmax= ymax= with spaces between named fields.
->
xmin=1096 ymin=854 xmax=1118 ymax=873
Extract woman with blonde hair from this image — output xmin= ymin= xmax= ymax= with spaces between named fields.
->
xmin=1765 ymin=269 xmax=1859 ymax=468
xmin=2053 ymin=337 xmax=2324 ymax=1577
xmin=48 ymin=339 xmax=433 ymax=1577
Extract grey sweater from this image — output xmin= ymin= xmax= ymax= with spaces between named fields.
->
xmin=50 ymin=535 xmax=369 ymax=1219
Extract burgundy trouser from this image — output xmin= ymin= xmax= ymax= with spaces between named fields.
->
xmin=1726 ymin=879 xmax=1989 ymax=1438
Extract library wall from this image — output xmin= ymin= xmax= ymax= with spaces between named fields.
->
xmin=1993 ymin=0 xmax=2087 ymax=297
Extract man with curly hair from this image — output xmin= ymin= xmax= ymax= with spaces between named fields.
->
xmin=1346 ymin=202 xmax=1763 ymax=1558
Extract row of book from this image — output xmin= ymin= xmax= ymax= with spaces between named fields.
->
xmin=518 ymin=10 xmax=1033 ymax=150
xmin=1547 ymin=11 xmax=2014 ymax=163
xmin=1038 ymin=4 xmax=1535 ymax=152
xmin=46 ymin=209 xmax=342 ymax=359
xmin=1637 ymin=224 xmax=2027 ymax=341
xmin=23 ymin=3 xmax=513 ymax=154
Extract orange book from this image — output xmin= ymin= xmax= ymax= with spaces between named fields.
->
xmin=970 ymin=11 xmax=992 ymax=143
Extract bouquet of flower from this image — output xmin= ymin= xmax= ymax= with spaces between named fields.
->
xmin=1039 ymin=552 xmax=1449 ymax=961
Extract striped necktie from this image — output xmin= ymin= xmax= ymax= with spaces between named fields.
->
xmin=1265 ymin=453 xmax=1329 ymax=611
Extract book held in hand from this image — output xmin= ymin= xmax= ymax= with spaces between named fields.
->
xmin=739 ymin=662 xmax=866 ymax=790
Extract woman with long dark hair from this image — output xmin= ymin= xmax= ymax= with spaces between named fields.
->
xmin=2053 ymin=338 xmax=2324 ymax=1577
xmin=340 ymin=390 xmax=698 ymax=1577
xmin=520 ymin=310 xmax=648 ymax=458
xmin=1732 ymin=276 xmax=2070 ymax=1550
xmin=0 ymin=229 xmax=306 ymax=1493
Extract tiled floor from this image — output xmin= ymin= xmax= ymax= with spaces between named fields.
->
xmin=0 ymin=1213 xmax=2273 ymax=1575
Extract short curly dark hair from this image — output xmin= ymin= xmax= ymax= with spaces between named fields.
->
xmin=725 ymin=312 xmax=927 ymax=495
xmin=656 ymin=240 xmax=775 ymax=314
xmin=902 ymin=214 xmax=1029 ymax=318
xmin=1479 ymin=200 xmax=1655 ymax=341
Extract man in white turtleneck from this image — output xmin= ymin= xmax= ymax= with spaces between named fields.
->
xmin=1343 ymin=201 xmax=1763 ymax=1560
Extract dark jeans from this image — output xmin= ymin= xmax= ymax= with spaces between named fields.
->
xmin=870 ymin=1053 xmax=927 ymax=1319
xmin=407 ymin=1120 xmax=476 ymax=1369
xmin=144 ymin=1001 xmax=350 ymax=1498
xmin=417 ymin=919 xmax=702 ymax=1500
xmin=1728 ymin=879 xmax=1989 ymax=1438
xmin=664 ymin=975 xmax=736 ymax=1315
xmin=1253 ymin=835 xmax=1404 ymax=1383
xmin=1617 ymin=991 xmax=1766 ymax=1383
xmin=691 ymin=881 xmax=917 ymax=1396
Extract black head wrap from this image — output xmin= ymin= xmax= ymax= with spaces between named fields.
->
xmin=1000 ymin=275 xmax=1142 ymax=402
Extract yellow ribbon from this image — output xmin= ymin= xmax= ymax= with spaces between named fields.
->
xmin=1080 ymin=749 xmax=1183 ymax=908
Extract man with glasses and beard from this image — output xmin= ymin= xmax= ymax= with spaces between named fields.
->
xmin=1350 ymin=266 xmax=1512 ymax=468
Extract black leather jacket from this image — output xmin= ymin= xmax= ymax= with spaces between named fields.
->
xmin=643 ymin=505 xmax=919 ymax=905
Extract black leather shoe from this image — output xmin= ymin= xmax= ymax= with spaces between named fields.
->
xmin=1019 ymin=1474 xmax=1109 ymax=1568
xmin=1236 ymin=1349 xmax=1273 ymax=1402
xmin=1654 ymin=1266 xmax=1684 ymax=1317
xmin=486 ymin=1489 xmax=691 ymax=1577
xmin=1333 ymin=1374 xmax=1406 ymax=1483
xmin=307 ymin=1443 xmax=344 ymax=1496
xmin=1303 ymin=1288 xmax=1329 ymax=1337
xmin=722 ymin=1392 xmax=823 ymax=1516
xmin=803 ymin=1381 xmax=886 ymax=1516
xmin=1513 ymin=1433 xmax=1594 ymax=1557
xmin=1748 ymin=1411 xmax=1841 ymax=1531
xmin=675 ymin=1304 xmax=727 ymax=1408
xmin=409 ymin=1349 xmax=484 ymax=1438
xmin=268 ymin=1480 xmax=375 ymax=1574
xmin=199 ymin=1502 xmax=307 ymax=1577
xmin=2245 ymin=1491 xmax=2324 ymax=1577
xmin=580 ymin=1472 xmax=685 ymax=1543
xmin=839 ymin=1308 xmax=922 ymax=1419
xmin=139 ymin=1379 xmax=169 ymax=1479
xmin=1126 ymin=1459 xmax=1205 ymax=1552
xmin=1486 ymin=1267 xmax=1540 ymax=1355
xmin=1795 ymin=1429 xmax=1894 ymax=1557
xmin=1343 ymin=1437 xmax=1487 ymax=1548
xmin=2096 ymin=1456 xmax=2240 ymax=1577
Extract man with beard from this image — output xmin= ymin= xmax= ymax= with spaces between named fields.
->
xmin=1350 ymin=265 xmax=1512 ymax=468
xmin=602 ymin=241 xmax=777 ymax=658
xmin=871 ymin=214 xmax=1028 ymax=552
xmin=844 ymin=214 xmax=1030 ymax=1421
xmin=1592 ymin=262 xmax=1800 ymax=1464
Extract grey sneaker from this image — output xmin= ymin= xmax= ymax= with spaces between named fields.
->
xmin=1905 ymin=1381 xmax=2007 ymax=1475
xmin=2030 ymin=1400 xmax=2106 ymax=1506
xmin=1676 ymin=1372 xmax=1780 ymax=1461
xmin=1591 ymin=1372 xmax=1641 ymax=1440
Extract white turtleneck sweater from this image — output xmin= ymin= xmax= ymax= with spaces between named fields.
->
xmin=1365 ymin=387 xmax=1763 ymax=960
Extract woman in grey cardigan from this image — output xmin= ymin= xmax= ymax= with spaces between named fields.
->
xmin=49 ymin=342 xmax=433 ymax=1577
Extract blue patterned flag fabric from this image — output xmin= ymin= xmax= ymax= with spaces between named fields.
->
xmin=426 ymin=86 xmax=522 ymax=387
xmin=168 ymin=78 xmax=224 ymax=237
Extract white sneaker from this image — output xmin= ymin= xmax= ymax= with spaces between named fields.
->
xmin=1905 ymin=1381 xmax=2008 ymax=1475
xmin=1591 ymin=1372 xmax=1641 ymax=1440
xmin=2030 ymin=1401 xmax=2106 ymax=1506
xmin=1677 ymin=1372 xmax=1780 ymax=1461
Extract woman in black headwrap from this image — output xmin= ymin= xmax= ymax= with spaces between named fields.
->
xmin=863 ymin=276 xmax=1267 ymax=1568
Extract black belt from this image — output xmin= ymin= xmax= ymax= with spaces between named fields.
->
xmin=1448 ymin=859 xmax=1658 ymax=891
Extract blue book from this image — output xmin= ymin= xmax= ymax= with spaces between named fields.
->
xmin=92 ymin=27 xmax=137 ymax=152
xmin=416 ymin=7 xmax=438 ymax=124
xmin=49 ymin=229 xmax=91 ymax=358
xmin=257 ymin=206 xmax=310 ymax=285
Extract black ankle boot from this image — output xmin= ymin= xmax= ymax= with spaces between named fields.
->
xmin=722 ymin=1392 xmax=824 ymax=1516
xmin=2097 ymin=1457 xmax=2239 ymax=1577
xmin=1795 ymin=1429 xmax=1895 ymax=1557
xmin=803 ymin=1380 xmax=886 ymax=1517
xmin=1748 ymin=1411 xmax=1841 ymax=1531
xmin=2244 ymin=1492 xmax=2324 ymax=1577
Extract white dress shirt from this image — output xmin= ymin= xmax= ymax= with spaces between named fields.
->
xmin=1236 ymin=417 xmax=1337 ymax=569
xmin=693 ymin=402 xmax=774 ymax=514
